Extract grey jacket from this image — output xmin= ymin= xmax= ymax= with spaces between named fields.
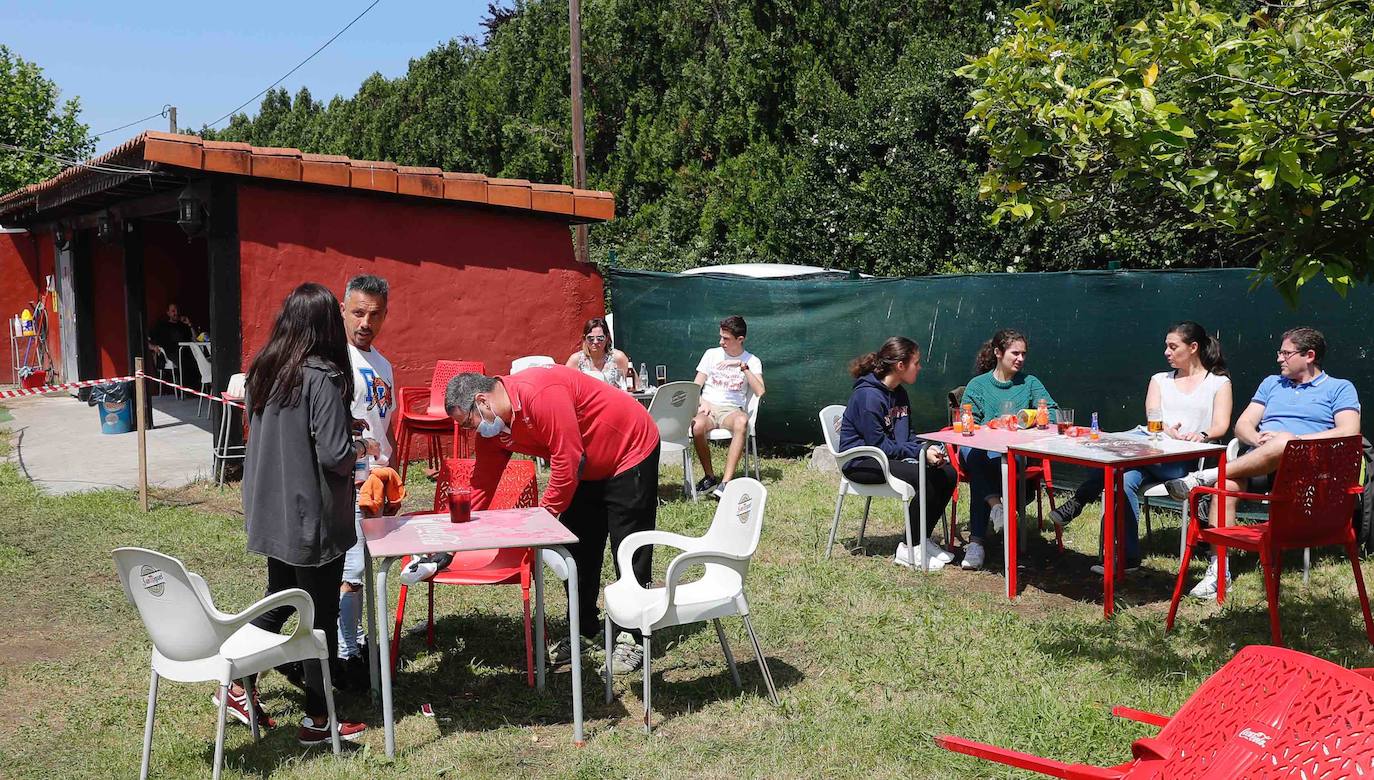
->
xmin=242 ymin=356 xmax=357 ymax=566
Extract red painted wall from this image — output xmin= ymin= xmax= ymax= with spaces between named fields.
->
xmin=89 ymin=232 xmax=129 ymax=377
xmin=142 ymin=220 xmax=209 ymax=329
xmin=236 ymin=182 xmax=605 ymax=391
xmin=0 ymin=231 xmax=41 ymax=382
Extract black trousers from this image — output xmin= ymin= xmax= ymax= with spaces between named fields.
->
xmin=843 ymin=457 xmax=958 ymax=540
xmin=560 ymin=447 xmax=660 ymax=639
xmin=250 ymin=554 xmax=344 ymax=716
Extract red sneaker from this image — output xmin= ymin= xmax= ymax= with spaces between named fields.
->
xmin=211 ymin=687 xmax=276 ymax=729
xmin=298 ymin=716 xmax=366 ymax=746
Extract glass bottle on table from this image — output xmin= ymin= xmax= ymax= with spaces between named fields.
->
xmin=638 ymin=362 xmax=648 ymax=392
xmin=1036 ymin=398 xmax=1049 ymax=430
xmin=960 ymin=403 xmax=974 ymax=437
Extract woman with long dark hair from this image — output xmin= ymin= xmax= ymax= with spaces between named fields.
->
xmin=958 ymin=328 xmax=1058 ymax=571
xmin=1050 ymin=321 xmax=1232 ymax=577
xmin=838 ymin=337 xmax=958 ymax=569
xmin=565 ymin=317 xmax=635 ymax=388
xmin=222 ymin=282 xmax=369 ymax=745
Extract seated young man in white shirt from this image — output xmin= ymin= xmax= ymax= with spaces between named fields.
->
xmin=691 ymin=315 xmax=765 ymax=499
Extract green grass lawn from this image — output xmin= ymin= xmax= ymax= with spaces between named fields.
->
xmin=3 ymin=432 xmax=1374 ymax=779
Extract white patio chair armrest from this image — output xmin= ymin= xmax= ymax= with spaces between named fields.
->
xmin=614 ymin=530 xmax=700 ymax=579
xmin=663 ymin=549 xmax=750 ymax=607
xmin=832 ymin=445 xmax=891 ymax=472
xmin=226 ymin=588 xmax=316 ymax=641
xmin=187 ymin=572 xmax=236 ymax=621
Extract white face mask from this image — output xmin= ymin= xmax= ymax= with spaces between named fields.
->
xmin=475 ymin=400 xmax=506 ymax=438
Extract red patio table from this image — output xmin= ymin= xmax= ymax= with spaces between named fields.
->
xmin=916 ymin=427 xmax=1058 ymax=593
xmin=1007 ymin=433 xmax=1225 ymax=618
xmin=361 ymin=507 xmax=582 ymax=757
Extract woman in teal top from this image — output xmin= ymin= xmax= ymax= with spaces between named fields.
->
xmin=957 ymin=328 xmax=1057 ymax=571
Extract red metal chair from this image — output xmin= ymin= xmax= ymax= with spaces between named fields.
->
xmin=937 ymin=644 xmax=1374 ymax=778
xmin=394 ymin=360 xmax=484 ymax=482
xmin=1166 ymin=436 xmax=1374 ymax=647
xmin=946 ymin=436 xmax=1062 ymax=551
xmin=390 ymin=457 xmax=540 ymax=684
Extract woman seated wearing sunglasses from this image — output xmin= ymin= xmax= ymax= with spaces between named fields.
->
xmin=565 ymin=317 xmax=636 ymax=389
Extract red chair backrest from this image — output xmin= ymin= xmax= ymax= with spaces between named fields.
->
xmin=428 ymin=360 xmax=485 ymax=417
xmin=1153 ymin=645 xmax=1374 ymax=777
xmin=434 ymin=457 xmax=538 ymax=512
xmin=1267 ymin=436 xmax=1363 ymax=547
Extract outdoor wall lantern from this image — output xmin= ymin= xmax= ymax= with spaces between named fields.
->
xmin=177 ymin=186 xmax=205 ymax=238
xmin=97 ymin=212 xmax=116 ymax=244
xmin=53 ymin=224 xmax=69 ymax=250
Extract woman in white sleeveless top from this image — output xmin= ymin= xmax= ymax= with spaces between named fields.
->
xmin=564 ymin=317 xmax=635 ymax=388
xmin=1049 ymin=321 xmax=1233 ymax=572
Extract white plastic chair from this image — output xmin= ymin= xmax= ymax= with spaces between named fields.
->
xmin=214 ymin=373 xmax=246 ymax=485
xmin=602 ymin=478 xmax=778 ymax=732
xmin=706 ymin=389 xmax=762 ymax=480
xmin=188 ymin=343 xmax=213 ymax=417
xmin=154 ymin=347 xmax=181 ymax=399
xmin=113 ymin=547 xmax=341 ymax=780
xmin=818 ymin=405 xmax=948 ymax=571
xmin=648 ymin=381 xmax=702 ymax=500
xmin=511 ymin=355 xmax=555 ymax=373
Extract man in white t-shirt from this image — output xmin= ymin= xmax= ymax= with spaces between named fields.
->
xmin=691 ymin=315 xmax=765 ymax=499
xmin=337 ymin=274 xmax=395 ymax=686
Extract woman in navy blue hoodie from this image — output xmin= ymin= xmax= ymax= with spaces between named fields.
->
xmin=840 ymin=336 xmax=958 ymax=569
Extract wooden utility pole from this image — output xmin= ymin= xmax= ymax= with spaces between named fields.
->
xmin=568 ymin=0 xmax=589 ymax=263
xmin=135 ymin=357 xmax=148 ymax=512
xmin=168 ymin=106 xmax=177 ymax=133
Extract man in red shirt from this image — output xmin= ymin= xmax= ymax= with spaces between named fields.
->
xmin=445 ymin=365 xmax=661 ymax=673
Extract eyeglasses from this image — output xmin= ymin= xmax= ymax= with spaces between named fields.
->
xmin=585 ymin=335 xmax=607 ymax=344
xmin=1276 ymin=349 xmax=1304 ymax=360
xmin=457 ymin=406 xmax=479 ymax=431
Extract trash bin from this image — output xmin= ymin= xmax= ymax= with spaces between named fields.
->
xmin=88 ymin=381 xmax=137 ymax=435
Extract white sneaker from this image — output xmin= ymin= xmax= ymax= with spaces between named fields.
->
xmin=603 ymin=632 xmax=644 ymax=675
xmin=399 ymin=560 xmax=439 ymax=585
xmin=1188 ymin=556 xmax=1232 ymax=599
xmin=893 ymin=542 xmax=945 ymax=571
xmin=961 ymin=540 xmax=986 ymax=570
xmin=989 ymin=503 xmax=1006 ymax=534
xmin=922 ymin=537 xmax=956 ymax=564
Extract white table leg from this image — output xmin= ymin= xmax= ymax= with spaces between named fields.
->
xmin=556 ymin=545 xmax=585 ymax=746
xmin=375 ymin=557 xmax=397 ymax=758
xmin=364 ymin=550 xmax=380 ymax=700
xmin=534 ymin=550 xmax=546 ymax=691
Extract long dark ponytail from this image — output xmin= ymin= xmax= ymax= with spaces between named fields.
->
xmin=849 ymin=336 xmax=920 ymax=378
xmin=1170 ymin=321 xmax=1228 ymax=377
xmin=246 ymin=282 xmax=353 ymax=415
xmin=973 ymin=328 xmax=1027 ymax=374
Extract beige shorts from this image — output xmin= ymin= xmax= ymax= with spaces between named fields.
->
xmin=702 ymin=402 xmax=745 ymax=429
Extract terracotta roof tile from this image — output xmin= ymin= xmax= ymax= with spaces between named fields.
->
xmin=0 ymin=132 xmax=613 ymax=224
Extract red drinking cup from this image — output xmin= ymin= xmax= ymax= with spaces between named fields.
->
xmin=448 ymin=488 xmax=472 ymax=523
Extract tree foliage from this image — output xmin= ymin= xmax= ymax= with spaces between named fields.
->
xmin=961 ymin=0 xmax=1374 ymax=299
xmin=0 ymin=45 xmax=93 ymax=195
xmin=205 ymin=0 xmax=1284 ymax=279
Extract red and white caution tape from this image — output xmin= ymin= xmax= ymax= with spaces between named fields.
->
xmin=0 ymin=375 xmax=136 ymax=400
xmin=138 ymin=373 xmax=245 ymax=410
xmin=0 ymin=372 xmax=244 ymax=410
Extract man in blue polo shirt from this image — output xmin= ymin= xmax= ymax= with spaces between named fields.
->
xmin=1166 ymin=326 xmax=1361 ymax=596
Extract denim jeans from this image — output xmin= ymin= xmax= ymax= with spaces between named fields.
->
xmin=959 ymin=447 xmax=1031 ymax=540
xmin=1072 ymin=460 xmax=1192 ymax=560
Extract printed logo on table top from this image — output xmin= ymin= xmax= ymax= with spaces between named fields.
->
xmin=358 ymin=367 xmax=393 ymax=419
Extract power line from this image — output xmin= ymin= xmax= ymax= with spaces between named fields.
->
xmin=207 ymin=0 xmax=383 ymax=128
xmin=96 ymin=105 xmax=172 ymax=137
xmin=0 ymin=142 xmax=169 ymax=178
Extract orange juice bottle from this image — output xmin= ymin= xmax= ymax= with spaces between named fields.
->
xmin=1036 ymin=399 xmax=1049 ymax=430
xmin=960 ymin=404 xmax=974 ymax=437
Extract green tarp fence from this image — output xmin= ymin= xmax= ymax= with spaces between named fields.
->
xmin=610 ymin=268 xmax=1373 ymax=447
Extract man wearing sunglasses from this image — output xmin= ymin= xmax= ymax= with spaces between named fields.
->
xmin=444 ymin=366 xmax=661 ymax=674
xmin=1166 ymin=326 xmax=1361 ymax=597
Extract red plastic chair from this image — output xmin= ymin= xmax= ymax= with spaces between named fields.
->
xmin=1166 ymin=436 xmax=1374 ymax=647
xmin=938 ymin=644 xmax=1374 ymax=778
xmin=390 ymin=457 xmax=540 ymax=684
xmin=946 ymin=435 xmax=1062 ymax=551
xmin=394 ymin=360 xmax=485 ymax=482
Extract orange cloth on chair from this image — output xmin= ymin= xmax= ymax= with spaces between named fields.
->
xmin=359 ymin=467 xmax=406 ymax=516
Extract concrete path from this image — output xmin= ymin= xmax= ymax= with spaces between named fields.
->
xmin=3 ymin=392 xmax=217 ymax=495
